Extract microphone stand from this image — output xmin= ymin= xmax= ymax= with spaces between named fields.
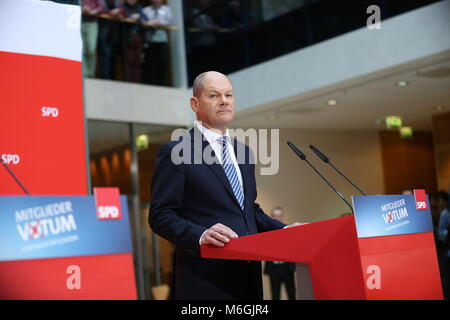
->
xmin=309 ymin=145 xmax=366 ymax=196
xmin=1 ymin=160 xmax=30 ymax=195
xmin=287 ymin=142 xmax=354 ymax=214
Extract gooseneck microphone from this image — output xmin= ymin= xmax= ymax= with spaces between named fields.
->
xmin=287 ymin=141 xmax=354 ymax=214
xmin=1 ymin=160 xmax=30 ymax=195
xmin=309 ymin=145 xmax=366 ymax=196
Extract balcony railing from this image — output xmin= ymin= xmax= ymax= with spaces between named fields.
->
xmin=183 ymin=0 xmax=443 ymax=85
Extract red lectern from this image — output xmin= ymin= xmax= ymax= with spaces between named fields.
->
xmin=202 ymin=215 xmax=366 ymax=299
xmin=201 ymin=193 xmax=443 ymax=300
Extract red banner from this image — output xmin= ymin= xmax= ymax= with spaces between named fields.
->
xmin=0 ymin=0 xmax=87 ymax=196
xmin=0 ymin=0 xmax=137 ymax=300
xmin=0 ymin=253 xmax=137 ymax=300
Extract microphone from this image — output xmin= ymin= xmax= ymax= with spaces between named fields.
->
xmin=287 ymin=141 xmax=354 ymax=214
xmin=1 ymin=160 xmax=30 ymax=195
xmin=309 ymin=145 xmax=366 ymax=196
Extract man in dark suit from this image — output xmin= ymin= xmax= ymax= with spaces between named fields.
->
xmin=149 ymin=71 xmax=297 ymax=299
xmin=264 ymin=207 xmax=297 ymax=300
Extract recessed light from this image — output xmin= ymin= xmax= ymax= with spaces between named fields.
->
xmin=396 ymin=80 xmax=409 ymax=87
xmin=373 ymin=119 xmax=382 ymax=125
xmin=327 ymin=99 xmax=338 ymax=106
xmin=435 ymin=105 xmax=446 ymax=111
xmin=267 ymin=114 xmax=279 ymax=121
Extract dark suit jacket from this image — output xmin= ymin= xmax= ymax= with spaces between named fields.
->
xmin=149 ymin=127 xmax=285 ymax=299
xmin=264 ymin=261 xmax=296 ymax=276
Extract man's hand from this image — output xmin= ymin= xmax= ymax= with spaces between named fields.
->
xmin=286 ymin=222 xmax=309 ymax=228
xmin=152 ymin=21 xmax=162 ymax=28
xmin=200 ymin=223 xmax=238 ymax=247
xmin=110 ymin=8 xmax=122 ymax=17
xmin=129 ymin=13 xmax=140 ymax=21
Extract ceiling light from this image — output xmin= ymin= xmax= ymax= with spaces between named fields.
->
xmin=373 ymin=119 xmax=382 ymax=125
xmin=396 ymin=80 xmax=409 ymax=87
xmin=327 ymin=99 xmax=338 ymax=106
xmin=435 ymin=105 xmax=446 ymax=111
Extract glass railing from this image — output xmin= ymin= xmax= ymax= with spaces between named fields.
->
xmin=81 ymin=8 xmax=176 ymax=87
xmin=183 ymin=0 xmax=443 ymax=85
xmin=77 ymin=0 xmax=442 ymax=88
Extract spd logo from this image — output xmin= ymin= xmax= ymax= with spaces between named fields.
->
xmin=97 ymin=206 xmax=120 ymax=219
xmin=414 ymin=189 xmax=428 ymax=211
xmin=94 ymin=187 xmax=122 ymax=220
xmin=417 ymin=202 xmax=427 ymax=209
xmin=1 ymin=154 xmax=20 ymax=164
xmin=41 ymin=106 xmax=59 ymax=118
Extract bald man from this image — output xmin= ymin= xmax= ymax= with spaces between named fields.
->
xmin=149 ymin=71 xmax=287 ymax=299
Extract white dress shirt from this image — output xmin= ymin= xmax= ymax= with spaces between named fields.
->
xmin=196 ymin=122 xmax=243 ymax=188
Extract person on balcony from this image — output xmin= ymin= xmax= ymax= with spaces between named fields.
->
xmin=142 ymin=0 xmax=173 ymax=86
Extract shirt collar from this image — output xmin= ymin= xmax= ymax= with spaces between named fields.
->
xmin=195 ymin=121 xmax=231 ymax=145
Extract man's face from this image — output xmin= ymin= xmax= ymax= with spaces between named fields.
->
xmin=191 ymin=74 xmax=236 ymax=130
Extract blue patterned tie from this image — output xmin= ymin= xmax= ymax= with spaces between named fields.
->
xmin=219 ymin=136 xmax=245 ymax=211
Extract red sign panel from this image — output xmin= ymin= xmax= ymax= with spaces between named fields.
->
xmin=359 ymin=232 xmax=442 ymax=299
xmin=0 ymin=253 xmax=137 ymax=300
xmin=414 ymin=189 xmax=428 ymax=211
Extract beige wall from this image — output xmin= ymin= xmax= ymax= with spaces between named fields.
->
xmin=243 ymin=128 xmax=385 ymax=299
xmin=432 ymin=112 xmax=450 ymax=191
xmin=84 ymin=78 xmax=191 ymax=127
xmin=253 ymin=129 xmax=384 ymax=224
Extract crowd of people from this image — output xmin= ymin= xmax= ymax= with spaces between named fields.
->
xmin=81 ymin=0 xmax=173 ymax=86
xmin=81 ymin=0 xmax=253 ymax=86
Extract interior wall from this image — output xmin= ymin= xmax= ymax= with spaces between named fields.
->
xmin=252 ymin=129 xmax=384 ymax=224
xmin=379 ymin=130 xmax=438 ymax=195
xmin=432 ymin=111 xmax=450 ymax=191
xmin=84 ymin=78 xmax=191 ymax=126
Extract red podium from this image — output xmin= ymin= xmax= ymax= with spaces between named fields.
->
xmin=202 ymin=216 xmax=366 ymax=299
xmin=201 ymin=202 xmax=443 ymax=300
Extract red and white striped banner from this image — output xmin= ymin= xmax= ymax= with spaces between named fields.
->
xmin=0 ymin=0 xmax=88 ymax=195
